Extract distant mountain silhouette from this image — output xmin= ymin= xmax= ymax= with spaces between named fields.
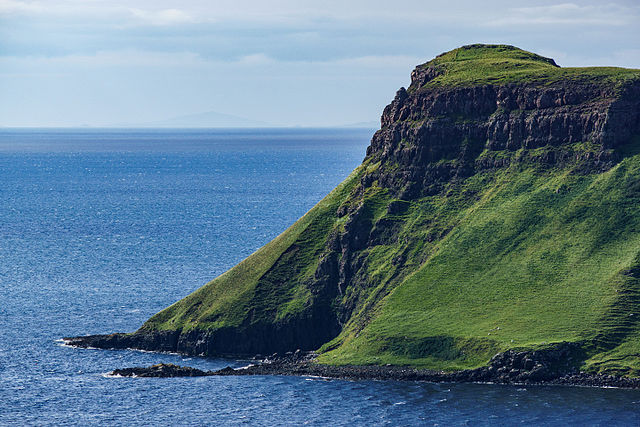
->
xmin=128 ymin=111 xmax=273 ymax=128
xmin=339 ymin=120 xmax=379 ymax=128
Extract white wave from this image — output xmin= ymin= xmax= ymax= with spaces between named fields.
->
xmin=304 ymin=375 xmax=333 ymax=381
xmin=101 ymin=372 xmax=136 ymax=378
xmin=236 ymin=364 xmax=255 ymax=370
xmin=56 ymin=339 xmax=100 ymax=350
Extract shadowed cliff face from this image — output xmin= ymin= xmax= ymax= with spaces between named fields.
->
xmin=366 ymin=72 xmax=640 ymax=199
xmin=68 ymin=45 xmax=640 ymax=375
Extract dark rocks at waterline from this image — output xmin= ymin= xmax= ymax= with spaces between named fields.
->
xmin=71 ymin=335 xmax=640 ymax=388
xmin=63 ymin=314 xmax=338 ymax=357
xmin=107 ymin=360 xmax=640 ymax=389
xmin=112 ymin=364 xmax=213 ymax=378
xmin=63 ymin=333 xmax=326 ymax=362
xmin=64 ymin=332 xmax=181 ymax=353
xmin=454 ymin=342 xmax=586 ymax=383
xmin=110 ymin=363 xmax=250 ymax=377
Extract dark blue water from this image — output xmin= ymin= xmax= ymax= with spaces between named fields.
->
xmin=1 ymin=129 xmax=639 ymax=426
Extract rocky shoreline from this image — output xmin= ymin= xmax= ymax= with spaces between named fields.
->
xmin=63 ymin=336 xmax=639 ymax=389
xmin=108 ymin=358 xmax=640 ymax=389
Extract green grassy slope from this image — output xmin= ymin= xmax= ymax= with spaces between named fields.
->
xmin=319 ymin=139 xmax=640 ymax=376
xmin=140 ymin=45 xmax=640 ymax=376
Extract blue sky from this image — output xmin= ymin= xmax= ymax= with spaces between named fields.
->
xmin=1 ymin=0 xmax=639 ymax=127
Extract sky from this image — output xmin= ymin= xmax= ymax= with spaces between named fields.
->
xmin=1 ymin=0 xmax=639 ymax=127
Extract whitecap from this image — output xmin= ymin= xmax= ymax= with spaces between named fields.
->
xmin=236 ymin=364 xmax=255 ymax=370
xmin=56 ymin=339 xmax=99 ymax=350
xmin=304 ymin=375 xmax=332 ymax=381
xmin=102 ymin=372 xmax=136 ymax=378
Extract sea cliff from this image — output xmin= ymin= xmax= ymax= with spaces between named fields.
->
xmin=67 ymin=45 xmax=640 ymax=380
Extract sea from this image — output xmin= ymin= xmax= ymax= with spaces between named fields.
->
xmin=0 ymin=128 xmax=639 ymax=426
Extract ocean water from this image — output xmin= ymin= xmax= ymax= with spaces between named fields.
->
xmin=0 ymin=128 xmax=639 ymax=426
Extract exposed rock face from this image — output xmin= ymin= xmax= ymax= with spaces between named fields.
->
xmin=366 ymin=78 xmax=640 ymax=199
xmin=65 ymin=320 xmax=335 ymax=357
xmin=67 ymin=45 xmax=640 ymax=379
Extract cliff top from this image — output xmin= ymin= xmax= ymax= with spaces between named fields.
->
xmin=412 ymin=44 xmax=640 ymax=89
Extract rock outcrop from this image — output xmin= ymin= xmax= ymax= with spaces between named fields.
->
xmin=367 ymin=74 xmax=640 ymax=199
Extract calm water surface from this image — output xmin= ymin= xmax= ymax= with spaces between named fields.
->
xmin=1 ymin=129 xmax=639 ymax=426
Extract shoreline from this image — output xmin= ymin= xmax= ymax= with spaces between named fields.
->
xmin=108 ymin=360 xmax=640 ymax=389
xmin=64 ymin=335 xmax=640 ymax=389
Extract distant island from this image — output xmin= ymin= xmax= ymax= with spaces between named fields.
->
xmin=119 ymin=110 xmax=272 ymax=128
xmin=115 ymin=111 xmax=378 ymax=129
xmin=67 ymin=44 xmax=640 ymax=386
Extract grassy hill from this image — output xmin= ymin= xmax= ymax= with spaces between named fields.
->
xmin=137 ymin=45 xmax=640 ymax=377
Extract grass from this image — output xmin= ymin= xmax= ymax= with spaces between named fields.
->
xmin=412 ymin=44 xmax=640 ymax=90
xmin=318 ymin=149 xmax=640 ymax=372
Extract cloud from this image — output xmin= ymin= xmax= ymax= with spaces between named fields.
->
xmin=127 ymin=7 xmax=194 ymax=26
xmin=236 ymin=53 xmax=274 ymax=65
xmin=0 ymin=1 xmax=484 ymax=27
xmin=0 ymin=1 xmax=195 ymax=26
xmin=330 ymin=55 xmax=422 ymax=67
xmin=0 ymin=50 xmax=423 ymax=71
xmin=0 ymin=49 xmax=207 ymax=69
xmin=486 ymin=2 xmax=638 ymax=27
xmin=0 ymin=0 xmax=43 ymax=14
